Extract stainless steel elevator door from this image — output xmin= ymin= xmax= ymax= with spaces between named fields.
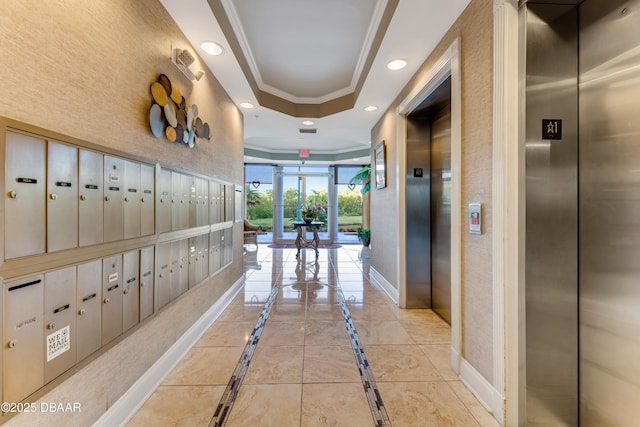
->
xmin=579 ymin=1 xmax=640 ymax=425
xmin=430 ymin=105 xmax=452 ymax=323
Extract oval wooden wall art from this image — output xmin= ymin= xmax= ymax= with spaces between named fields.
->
xmin=148 ymin=73 xmax=211 ymax=148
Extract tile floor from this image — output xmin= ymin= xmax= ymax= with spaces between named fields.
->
xmin=128 ymin=245 xmax=500 ymax=427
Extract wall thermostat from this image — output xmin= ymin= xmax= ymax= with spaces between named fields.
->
xmin=469 ymin=203 xmax=482 ymax=235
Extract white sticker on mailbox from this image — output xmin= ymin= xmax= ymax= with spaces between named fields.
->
xmin=47 ymin=325 xmax=70 ymax=362
xmin=108 ymin=272 xmax=118 ymax=283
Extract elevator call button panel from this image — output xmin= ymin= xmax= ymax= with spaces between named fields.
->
xmin=469 ymin=203 xmax=482 ymax=235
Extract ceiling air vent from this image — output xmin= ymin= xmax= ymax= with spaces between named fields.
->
xmin=299 ymin=128 xmax=317 ymax=134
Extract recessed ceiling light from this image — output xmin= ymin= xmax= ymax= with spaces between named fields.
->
xmin=239 ymin=102 xmax=255 ymax=109
xmin=302 ymin=120 xmax=315 ymax=126
xmin=201 ymin=41 xmax=224 ymax=56
xmin=364 ymin=105 xmax=378 ymax=112
xmin=387 ymin=59 xmax=407 ymax=70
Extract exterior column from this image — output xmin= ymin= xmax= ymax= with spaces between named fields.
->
xmin=273 ymin=166 xmax=284 ymax=242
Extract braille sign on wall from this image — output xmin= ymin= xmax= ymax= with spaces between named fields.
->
xmin=542 ymin=119 xmax=562 ymax=140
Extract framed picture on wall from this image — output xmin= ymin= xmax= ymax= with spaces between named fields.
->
xmin=374 ymin=141 xmax=386 ymax=189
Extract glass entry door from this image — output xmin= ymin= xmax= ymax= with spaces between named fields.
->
xmin=279 ymin=168 xmax=330 ymax=242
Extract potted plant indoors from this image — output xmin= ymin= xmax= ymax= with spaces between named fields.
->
xmin=358 ymin=228 xmax=371 ymax=247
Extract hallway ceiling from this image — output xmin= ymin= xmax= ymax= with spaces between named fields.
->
xmin=160 ymin=0 xmax=471 ymax=164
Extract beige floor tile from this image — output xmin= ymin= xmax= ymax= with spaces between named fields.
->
xmin=378 ymin=381 xmax=480 ymax=427
xmin=395 ymin=308 xmax=444 ymax=322
xmin=225 ymin=384 xmax=302 ymax=427
xmin=244 ymin=345 xmax=304 ymax=384
xmin=127 ymin=385 xmax=223 ymax=427
xmin=216 ymin=304 xmax=265 ymax=322
xmin=260 ymin=321 xmax=305 ymax=346
xmin=303 ymin=345 xmax=361 ymax=383
xmin=449 ymin=381 xmax=502 ymax=427
xmin=347 ymin=303 xmax=398 ymax=321
xmin=364 ymin=345 xmax=443 ymax=382
xmin=420 ymin=344 xmax=459 ymax=380
xmin=341 ymin=290 xmax=394 ymax=304
xmin=306 ymin=303 xmax=344 ymax=321
xmin=231 ymin=290 xmax=272 ymax=305
xmin=354 ymin=320 xmax=416 ymax=345
xmin=269 ymin=303 xmax=307 ymax=322
xmin=195 ymin=321 xmax=255 ymax=347
xmin=162 ymin=346 xmax=244 ymax=385
xmin=305 ymin=320 xmax=351 ymax=346
xmin=400 ymin=318 xmax=451 ymax=344
xmin=301 ymin=383 xmax=373 ymax=427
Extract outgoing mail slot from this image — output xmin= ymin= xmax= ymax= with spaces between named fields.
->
xmin=44 ymin=266 xmax=76 ymax=383
xmin=171 ymin=171 xmax=182 ymax=231
xmin=76 ymin=259 xmax=102 ymax=361
xmin=5 ymin=132 xmax=46 ymax=259
xmin=123 ymin=160 xmax=141 ymax=239
xmin=102 ymin=255 xmax=123 ymax=345
xmin=209 ymin=231 xmax=221 ymax=275
xmin=104 ymin=156 xmax=125 ymax=242
xmin=188 ymin=176 xmax=197 ymax=228
xmin=122 ymin=250 xmax=139 ymax=332
xmin=157 ymin=169 xmax=171 ymax=233
xmin=139 ymin=246 xmax=155 ymax=321
xmin=79 ymin=149 xmax=104 ymax=246
xmin=156 ymin=243 xmax=171 ymax=310
xmin=47 ymin=141 xmax=78 ymax=252
xmin=171 ymin=239 xmax=189 ymax=299
xmin=140 ymin=164 xmax=155 ymax=236
xmin=3 ymin=275 xmax=44 ymax=402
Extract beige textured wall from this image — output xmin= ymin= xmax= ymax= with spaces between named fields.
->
xmin=370 ymin=0 xmax=494 ymax=382
xmin=0 ymin=0 xmax=244 ymax=424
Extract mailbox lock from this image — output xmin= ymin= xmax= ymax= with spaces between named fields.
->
xmin=80 ymin=194 xmax=86 ymax=201
xmin=104 ymin=195 xmax=111 ymax=201
xmin=140 ymin=281 xmax=145 ymax=288
xmin=78 ymin=309 xmax=86 ymax=316
xmin=8 ymin=340 xmax=17 ymax=349
xmin=49 ymin=193 xmax=58 ymax=200
xmin=47 ymin=322 xmax=56 ymax=330
xmin=124 ymin=289 xmax=129 ymax=295
xmin=8 ymin=191 xmax=17 ymax=199
xmin=124 ymin=196 xmax=129 ymax=202
xmin=141 ymin=197 xmax=146 ymax=202
xmin=104 ymin=297 xmax=110 ymax=304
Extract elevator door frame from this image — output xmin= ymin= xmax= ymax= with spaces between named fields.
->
xmin=396 ymin=38 xmax=462 ymax=375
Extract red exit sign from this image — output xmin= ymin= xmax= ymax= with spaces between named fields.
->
xmin=299 ymin=149 xmax=309 ymax=158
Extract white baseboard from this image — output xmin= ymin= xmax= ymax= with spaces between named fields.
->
xmin=93 ymin=276 xmax=245 ymax=427
xmin=369 ymin=267 xmax=398 ymax=304
xmin=458 ymin=355 xmax=505 ymax=426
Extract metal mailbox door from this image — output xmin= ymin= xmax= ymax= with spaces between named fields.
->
xmin=209 ymin=231 xmax=220 ymax=274
xmin=3 ymin=275 xmax=44 ymax=402
xmin=123 ymin=160 xmax=141 ymax=239
xmin=171 ymin=171 xmax=181 ymax=231
xmin=122 ymin=250 xmax=140 ymax=332
xmin=171 ymin=239 xmax=189 ymax=299
xmin=5 ymin=132 xmax=46 ymax=259
xmin=44 ymin=266 xmax=77 ymax=383
xmin=47 ymin=141 xmax=78 ymax=252
xmin=102 ymin=255 xmax=123 ymax=345
xmin=156 ymin=242 xmax=171 ymax=309
xmin=139 ymin=246 xmax=155 ymax=321
xmin=180 ymin=174 xmax=190 ymax=230
xmin=103 ymin=156 xmax=125 ymax=242
xmin=157 ymin=169 xmax=171 ymax=233
xmin=79 ymin=149 xmax=104 ymax=247
xmin=140 ymin=164 xmax=155 ymax=236
xmin=196 ymin=233 xmax=209 ymax=285
xmin=188 ymin=237 xmax=198 ymax=289
xmin=199 ymin=178 xmax=209 ymax=227
xmin=223 ymin=227 xmax=233 ymax=265
xmin=188 ymin=176 xmax=197 ymax=228
xmin=225 ymin=185 xmax=234 ymax=222
xmin=76 ymin=259 xmax=102 ymax=361
xmin=211 ymin=182 xmax=217 ymax=224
